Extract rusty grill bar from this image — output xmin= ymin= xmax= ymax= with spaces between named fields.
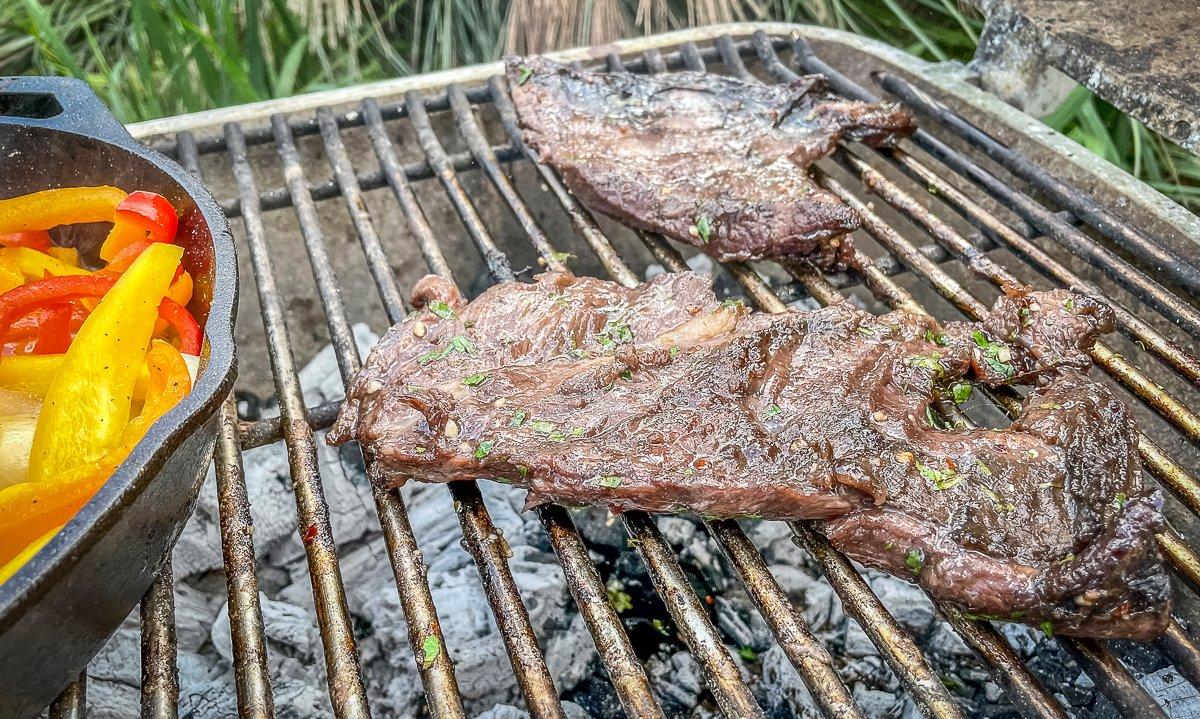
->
xmin=59 ymin=28 xmax=1200 ymax=719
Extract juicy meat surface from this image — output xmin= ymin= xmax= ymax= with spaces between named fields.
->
xmin=329 ymin=272 xmax=1169 ymax=640
xmin=505 ymin=56 xmax=916 ymax=266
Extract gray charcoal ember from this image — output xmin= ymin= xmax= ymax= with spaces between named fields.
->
xmin=1141 ymin=667 xmax=1200 ymax=717
xmin=760 ymin=644 xmax=821 ymax=719
xmin=715 ymin=596 xmax=756 ymax=650
xmin=765 ymin=563 xmax=818 ymax=597
xmin=180 ymin=676 xmax=239 ymax=719
xmin=84 ymin=678 xmax=142 ymax=719
xmin=175 ymin=580 xmax=222 ymax=654
xmin=787 ymin=297 xmax=822 ymax=311
xmin=983 ymin=680 xmax=1004 ymax=703
xmin=266 ymin=432 xmax=379 ymax=567
xmin=87 ymin=611 xmax=141 ymax=687
xmin=648 ymin=651 xmax=705 ymax=709
xmin=274 ymin=672 xmax=336 ymax=719
xmin=852 ymin=682 xmax=905 ymax=718
xmin=750 ymin=521 xmax=811 ymax=568
xmin=924 ymin=620 xmax=973 ymax=659
xmin=839 ymin=655 xmax=899 ymax=693
xmin=866 ymin=572 xmax=936 ymax=637
xmin=373 ymin=670 xmax=423 ymax=719
xmin=298 ymin=323 xmax=379 ymax=407
xmin=545 ymin=613 xmax=599 ymax=694
xmin=565 ymin=506 xmax=628 ymax=549
xmin=211 ymin=592 xmax=322 ymax=671
xmin=171 ymin=476 xmax=225 ymax=577
xmin=800 ymin=579 xmax=844 ymax=635
xmin=843 ymin=620 xmax=879 ymax=659
xmin=474 ymin=701 xmax=591 ymax=719
xmin=998 ymin=622 xmax=1042 ymax=657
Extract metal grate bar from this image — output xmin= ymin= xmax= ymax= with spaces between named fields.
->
xmin=707 ymin=520 xmax=865 ymax=719
xmin=623 ymin=513 xmax=765 ymax=718
xmin=873 ymin=73 xmax=1200 ymax=297
xmin=219 ymin=144 xmax=521 ymax=219
xmin=190 ymin=119 xmax=277 ymax=714
xmin=405 ymin=89 xmax=518 ymax=281
xmin=225 ymin=123 xmax=373 ymax=719
xmin=49 ymin=676 xmax=86 ymax=719
xmin=1065 ymin=640 xmax=1170 ymax=719
xmin=140 ymin=562 xmax=180 ymax=719
xmin=792 ymin=526 xmax=966 ymax=719
xmin=888 ymin=148 xmax=1200 ymax=386
xmin=212 ymin=396 xmax=276 ymax=718
xmin=275 ymin=112 xmax=468 ymax=718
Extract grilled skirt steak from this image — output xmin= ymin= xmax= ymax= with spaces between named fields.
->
xmin=504 ymin=56 xmax=916 ymax=267
xmin=329 ymin=272 xmax=1169 ymax=640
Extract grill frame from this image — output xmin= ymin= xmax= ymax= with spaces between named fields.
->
xmin=49 ymin=22 xmax=1200 ymax=719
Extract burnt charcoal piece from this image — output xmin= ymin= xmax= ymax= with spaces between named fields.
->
xmin=330 ymin=272 xmax=1168 ymax=640
xmin=504 ymin=56 xmax=916 ymax=267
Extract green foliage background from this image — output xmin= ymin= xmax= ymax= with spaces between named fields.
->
xmin=1 ymin=0 xmax=1196 ymax=207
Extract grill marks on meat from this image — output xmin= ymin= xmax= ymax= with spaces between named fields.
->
xmin=504 ymin=56 xmax=916 ymax=267
xmin=329 ymin=273 xmax=1168 ymax=640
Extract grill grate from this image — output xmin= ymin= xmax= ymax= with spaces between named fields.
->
xmin=48 ymin=28 xmax=1200 ymax=719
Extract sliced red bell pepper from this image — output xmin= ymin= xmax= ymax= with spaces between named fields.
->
xmin=99 ymin=191 xmax=179 ymax=261
xmin=33 ymin=303 xmax=74 ymax=354
xmin=157 ymin=297 xmax=202 ymax=355
xmin=0 ymin=231 xmax=52 ymax=252
xmin=0 ymin=275 xmax=116 ymax=334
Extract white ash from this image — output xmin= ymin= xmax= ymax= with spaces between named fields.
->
xmin=81 ymin=325 xmax=1183 ymax=718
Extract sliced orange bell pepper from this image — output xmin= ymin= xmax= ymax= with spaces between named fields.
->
xmin=0 ymin=340 xmax=190 ymax=566
xmin=99 ymin=191 xmax=179 ymax=261
xmin=26 ymin=242 xmax=182 ymax=482
xmin=0 ymin=186 xmax=127 ymax=234
xmin=0 ymin=524 xmax=61 ymax=584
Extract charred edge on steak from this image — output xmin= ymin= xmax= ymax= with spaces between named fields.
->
xmin=503 ymin=55 xmax=916 ymax=268
xmin=329 ymin=272 xmax=1168 ymax=640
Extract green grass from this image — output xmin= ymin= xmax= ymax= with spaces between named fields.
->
xmin=1 ymin=0 xmax=1195 ymax=208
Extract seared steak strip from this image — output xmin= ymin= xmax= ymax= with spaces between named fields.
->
xmin=330 ymin=272 xmax=1168 ymax=640
xmin=505 ymin=56 xmax=916 ymax=267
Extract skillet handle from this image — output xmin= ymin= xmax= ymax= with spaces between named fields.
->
xmin=0 ymin=76 xmax=131 ymax=144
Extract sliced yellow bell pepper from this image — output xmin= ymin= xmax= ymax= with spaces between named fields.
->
xmin=0 ymin=247 xmax=89 ymax=280
xmin=46 ymin=246 xmax=79 ymax=267
xmin=0 ymin=353 xmax=154 ymax=400
xmin=0 ymin=340 xmax=191 ymax=567
xmin=0 ymin=255 xmax=20 ymax=293
xmin=27 ymin=242 xmax=182 ymax=482
xmin=0 ymin=186 xmax=127 ymax=234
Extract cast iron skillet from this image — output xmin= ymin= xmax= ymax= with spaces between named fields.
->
xmin=0 ymin=77 xmax=236 ymax=717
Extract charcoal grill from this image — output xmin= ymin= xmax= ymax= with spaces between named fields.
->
xmin=45 ymin=23 xmax=1200 ymax=719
